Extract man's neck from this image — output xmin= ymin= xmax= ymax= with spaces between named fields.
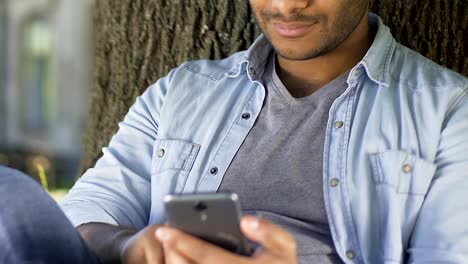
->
xmin=276 ymin=14 xmax=374 ymax=98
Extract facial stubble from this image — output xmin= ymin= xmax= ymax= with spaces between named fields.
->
xmin=253 ymin=1 xmax=370 ymax=61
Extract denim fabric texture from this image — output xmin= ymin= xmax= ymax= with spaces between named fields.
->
xmin=61 ymin=14 xmax=468 ymax=263
xmin=0 ymin=166 xmax=100 ymax=263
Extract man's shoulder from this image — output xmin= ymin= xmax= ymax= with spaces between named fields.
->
xmin=390 ymin=43 xmax=467 ymax=92
xmin=141 ymin=50 xmax=249 ymax=106
xmin=170 ymin=50 xmax=247 ymax=82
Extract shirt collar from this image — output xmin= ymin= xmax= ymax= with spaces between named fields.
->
xmin=225 ymin=34 xmax=273 ymax=80
xmin=356 ymin=13 xmax=396 ymax=87
xmin=226 ymin=13 xmax=396 ymax=87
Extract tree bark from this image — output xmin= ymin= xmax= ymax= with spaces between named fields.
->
xmin=370 ymin=0 xmax=467 ymax=76
xmin=81 ymin=0 xmax=260 ymax=171
xmin=82 ymin=0 xmax=467 ymax=172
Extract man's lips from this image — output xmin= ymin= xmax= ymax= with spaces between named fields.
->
xmin=272 ymin=21 xmax=316 ymax=38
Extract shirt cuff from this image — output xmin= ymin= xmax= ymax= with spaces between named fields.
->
xmin=60 ymin=202 xmax=121 ymax=228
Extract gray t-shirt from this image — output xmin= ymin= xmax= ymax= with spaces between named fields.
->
xmin=219 ymin=52 xmax=348 ymax=264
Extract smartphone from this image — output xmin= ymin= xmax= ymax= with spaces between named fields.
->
xmin=163 ymin=192 xmax=253 ymax=256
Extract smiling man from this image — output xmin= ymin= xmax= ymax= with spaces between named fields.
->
xmin=61 ymin=0 xmax=467 ymax=263
xmin=3 ymin=0 xmax=465 ymax=263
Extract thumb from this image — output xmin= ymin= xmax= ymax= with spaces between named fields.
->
xmin=240 ymin=216 xmax=296 ymax=255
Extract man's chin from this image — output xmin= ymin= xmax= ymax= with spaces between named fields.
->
xmin=264 ymin=32 xmax=327 ymax=61
xmin=275 ymin=48 xmax=324 ymax=61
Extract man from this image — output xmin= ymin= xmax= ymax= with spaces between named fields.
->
xmin=9 ymin=0 xmax=464 ymax=263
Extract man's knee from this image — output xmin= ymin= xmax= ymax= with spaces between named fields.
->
xmin=0 ymin=166 xmax=52 ymax=224
xmin=0 ymin=166 xmax=98 ymax=263
xmin=0 ymin=166 xmax=40 ymax=189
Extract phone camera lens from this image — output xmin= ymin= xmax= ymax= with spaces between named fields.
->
xmin=194 ymin=201 xmax=207 ymax=211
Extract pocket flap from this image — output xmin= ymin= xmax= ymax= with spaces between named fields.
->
xmin=152 ymin=139 xmax=200 ymax=174
xmin=369 ymin=151 xmax=436 ymax=195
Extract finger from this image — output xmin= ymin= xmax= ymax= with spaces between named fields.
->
xmin=145 ymin=250 xmax=165 ymax=264
xmin=145 ymin=233 xmax=165 ymax=263
xmin=156 ymin=226 xmax=248 ymax=264
xmin=121 ymin=237 xmax=164 ymax=264
xmin=163 ymin=244 xmax=193 ymax=264
xmin=240 ymin=215 xmax=296 ymax=255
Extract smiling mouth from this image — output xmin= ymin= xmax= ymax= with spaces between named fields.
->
xmin=272 ymin=21 xmax=317 ymax=38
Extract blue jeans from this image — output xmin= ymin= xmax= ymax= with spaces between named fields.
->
xmin=0 ymin=166 xmax=100 ymax=263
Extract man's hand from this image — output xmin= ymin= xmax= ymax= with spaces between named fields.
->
xmin=120 ymin=225 xmax=165 ymax=263
xmin=155 ymin=215 xmax=297 ymax=264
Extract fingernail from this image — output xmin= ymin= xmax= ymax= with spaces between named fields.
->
xmin=156 ymin=228 xmax=170 ymax=241
xmin=246 ymin=217 xmax=259 ymax=230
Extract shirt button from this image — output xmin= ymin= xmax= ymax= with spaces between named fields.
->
xmin=249 ymin=67 xmax=256 ymax=76
xmin=330 ymin=178 xmax=339 ymax=187
xmin=354 ymin=68 xmax=361 ymax=77
xmin=335 ymin=121 xmax=344 ymax=129
xmin=209 ymin=167 xmax=218 ymax=175
xmin=403 ymin=163 xmax=412 ymax=173
xmin=242 ymin=113 xmax=251 ymax=120
xmin=157 ymin=149 xmax=165 ymax=157
xmin=346 ymin=250 xmax=356 ymax=260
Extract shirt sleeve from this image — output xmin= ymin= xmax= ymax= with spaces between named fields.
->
xmin=408 ymin=84 xmax=468 ymax=263
xmin=59 ymin=71 xmax=172 ymax=230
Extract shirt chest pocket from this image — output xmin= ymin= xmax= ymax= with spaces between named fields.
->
xmin=152 ymin=139 xmax=200 ymax=175
xmin=369 ymin=151 xmax=436 ymax=195
xmin=368 ymin=151 xmax=436 ymax=262
xmin=149 ymin=139 xmax=201 ymax=224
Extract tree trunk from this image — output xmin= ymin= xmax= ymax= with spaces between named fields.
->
xmin=82 ymin=0 xmax=467 ymax=172
xmin=81 ymin=0 xmax=260 ymax=171
xmin=370 ymin=0 xmax=467 ymax=76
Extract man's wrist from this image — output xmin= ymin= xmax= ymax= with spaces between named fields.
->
xmin=78 ymin=223 xmax=137 ymax=263
xmin=114 ymin=229 xmax=138 ymax=261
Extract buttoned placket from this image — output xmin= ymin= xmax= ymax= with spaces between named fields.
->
xmin=323 ymin=66 xmax=364 ymax=263
xmin=196 ymin=75 xmax=266 ymax=192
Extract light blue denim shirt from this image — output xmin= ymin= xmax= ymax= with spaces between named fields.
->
xmin=61 ymin=14 xmax=468 ymax=263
